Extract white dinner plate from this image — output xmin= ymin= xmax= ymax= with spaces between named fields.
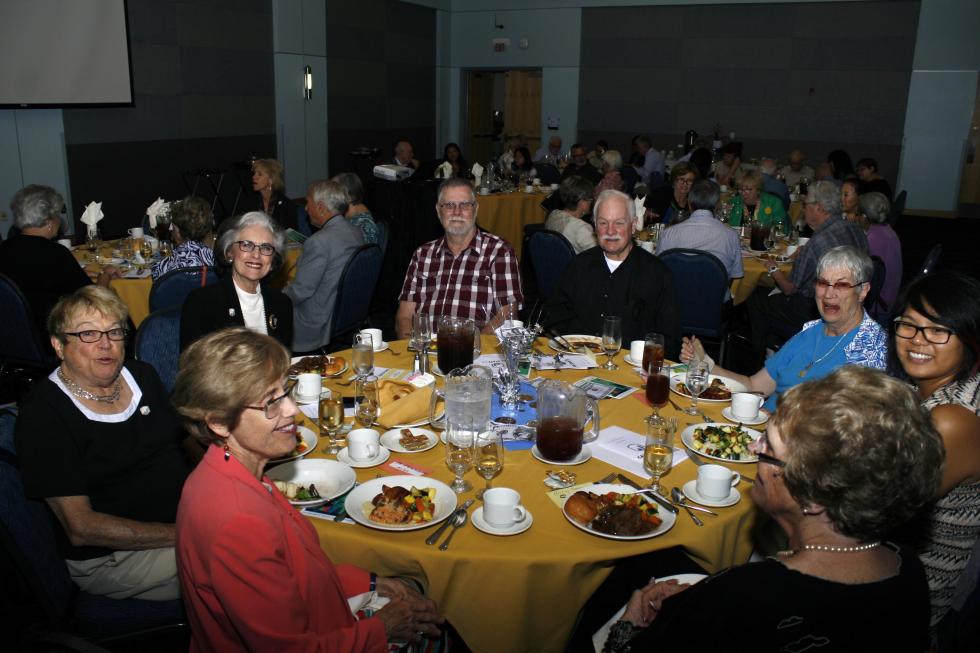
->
xmin=288 ymin=355 xmax=349 ymax=379
xmin=531 ymin=444 xmax=592 ymax=466
xmin=345 ymin=475 xmax=457 ymax=531
xmin=680 ymin=422 xmax=761 ymax=464
xmin=562 ymin=483 xmax=677 ymax=541
xmin=471 ymin=506 xmax=533 ymax=536
xmin=548 ymin=334 xmax=603 ymax=354
xmin=337 ymin=445 xmax=390 ymax=468
xmin=380 ymin=428 xmax=438 ymax=453
xmin=269 ymin=425 xmax=318 ymax=464
xmin=682 ymin=479 xmax=741 ymax=508
xmin=668 ymin=373 xmax=746 ymax=403
xmin=265 ymin=458 xmax=356 ymax=507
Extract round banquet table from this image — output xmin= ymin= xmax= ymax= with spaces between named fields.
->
xmin=474 ymin=189 xmax=549 ymax=259
xmin=295 ymin=336 xmax=761 ymax=653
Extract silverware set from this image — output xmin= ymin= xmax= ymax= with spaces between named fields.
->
xmin=426 ymin=499 xmax=474 ymax=550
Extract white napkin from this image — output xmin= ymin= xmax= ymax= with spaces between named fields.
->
xmin=472 ymin=162 xmax=484 ymax=187
xmin=633 ymin=197 xmax=646 ymax=230
xmin=437 ymin=161 xmax=453 ymax=179
xmin=80 ymin=201 xmax=103 ymax=236
xmin=146 ymin=197 xmax=166 ymax=229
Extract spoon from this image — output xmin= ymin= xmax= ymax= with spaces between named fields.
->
xmin=438 ymin=507 xmax=469 ymax=551
xmin=671 ymin=487 xmax=703 ymax=527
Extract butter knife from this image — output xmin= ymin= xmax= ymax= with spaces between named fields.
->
xmin=615 ymin=474 xmax=678 ymax=514
xmin=425 ymin=499 xmax=474 ymax=545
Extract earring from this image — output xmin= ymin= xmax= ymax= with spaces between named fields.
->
xmin=223 ymin=444 xmax=231 ymax=461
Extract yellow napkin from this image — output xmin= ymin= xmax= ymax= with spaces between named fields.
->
xmin=376 ymin=380 xmax=440 ymax=428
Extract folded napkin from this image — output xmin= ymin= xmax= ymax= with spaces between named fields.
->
xmin=633 ymin=197 xmax=646 ymax=230
xmin=81 ymin=201 xmax=103 ymax=236
xmin=376 ymin=380 xmax=440 ymax=428
xmin=437 ymin=161 xmax=453 ymax=179
xmin=471 ymin=162 xmax=484 ymax=187
xmin=146 ymin=197 xmax=167 ymax=229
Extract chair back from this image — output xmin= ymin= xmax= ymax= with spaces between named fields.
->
xmin=331 ymin=244 xmax=384 ymax=341
xmin=528 ymin=230 xmax=575 ymax=300
xmin=135 ymin=306 xmax=181 ymax=392
xmin=917 ymin=243 xmax=942 ymax=278
xmin=296 ymin=205 xmax=313 ymax=237
xmin=535 ymin=163 xmax=562 ymax=186
xmin=376 ymin=221 xmax=389 ymax=255
xmin=0 ymin=273 xmax=57 ymax=372
xmin=865 ymin=255 xmax=887 ymax=317
xmin=886 ymin=189 xmax=906 ymax=227
xmin=148 ymin=266 xmax=219 ymax=313
xmin=658 ymin=248 xmax=729 ymax=337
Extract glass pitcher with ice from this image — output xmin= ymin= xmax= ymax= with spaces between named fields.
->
xmin=429 ymin=365 xmax=492 ymax=431
xmin=534 ymin=379 xmax=600 ymax=463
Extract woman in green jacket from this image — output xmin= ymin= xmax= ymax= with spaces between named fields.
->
xmin=727 ymin=169 xmax=787 ymax=229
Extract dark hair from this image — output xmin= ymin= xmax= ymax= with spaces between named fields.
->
xmin=669 ymin=161 xmax=698 ymax=184
xmin=888 ymin=271 xmax=980 ymax=381
xmin=689 ymin=147 xmax=713 ymax=180
xmin=827 ymin=149 xmax=855 ymax=180
xmin=170 ymin=195 xmax=214 ymax=242
xmin=856 ymin=157 xmax=878 ymax=172
xmin=513 ymin=146 xmax=533 ymax=171
xmin=688 ymin=180 xmax=720 ymax=212
xmin=558 ymin=175 xmax=594 ymax=210
xmin=442 ymin=142 xmax=467 ymax=170
xmin=596 ymin=139 xmax=608 ymax=149
xmin=722 ymin=141 xmax=743 ymax=157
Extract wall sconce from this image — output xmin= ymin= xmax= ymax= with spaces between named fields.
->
xmin=303 ymin=65 xmax=313 ymax=99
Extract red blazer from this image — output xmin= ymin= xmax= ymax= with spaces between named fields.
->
xmin=176 ymin=445 xmax=387 ymax=652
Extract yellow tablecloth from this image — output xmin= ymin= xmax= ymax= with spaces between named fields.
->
xmin=475 ymin=190 xmax=549 ymax=259
xmin=298 ymin=337 xmax=760 ymax=653
xmin=732 ymin=254 xmax=793 ymax=305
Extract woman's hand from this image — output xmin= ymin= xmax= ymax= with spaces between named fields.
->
xmin=621 ymin=578 xmax=690 ymax=628
xmin=96 ymin=265 xmax=122 ymax=287
xmin=374 ymin=593 xmax=444 ymax=644
xmin=679 ymin=336 xmax=698 ymax=364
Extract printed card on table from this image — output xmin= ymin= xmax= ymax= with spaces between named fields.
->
xmin=573 ymin=376 xmax=637 ymax=400
xmin=379 ymin=459 xmax=433 ymax=477
xmin=591 ymin=425 xmax=689 ymax=479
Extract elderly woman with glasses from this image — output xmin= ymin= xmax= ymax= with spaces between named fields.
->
xmin=682 ymin=246 xmax=887 ymax=412
xmin=889 ymin=271 xmax=980 ymax=645
xmin=14 ymin=286 xmax=190 ymax=601
xmin=180 ymin=211 xmax=293 ymax=350
xmin=726 ymin=169 xmax=788 ymax=230
xmin=575 ymin=366 xmax=943 ymax=652
xmin=172 ymin=329 xmax=447 ymax=652
xmin=643 ymin=161 xmax=698 ymax=226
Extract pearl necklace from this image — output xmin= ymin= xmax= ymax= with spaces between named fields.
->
xmin=778 ymin=541 xmax=881 ymax=556
xmin=57 ymin=367 xmax=121 ymax=404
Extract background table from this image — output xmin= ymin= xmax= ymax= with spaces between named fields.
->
xmin=298 ymin=337 xmax=760 ymax=653
xmin=475 ymin=190 xmax=549 ymax=258
xmin=732 ymin=253 xmax=793 ymax=305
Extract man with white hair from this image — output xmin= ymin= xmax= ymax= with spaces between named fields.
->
xmin=544 ymin=189 xmax=681 ymax=358
xmin=393 ymin=140 xmax=420 ymax=173
xmin=779 ymin=149 xmax=814 ymax=189
xmin=760 ymin=157 xmax=790 ymax=209
xmin=534 ymin=134 xmax=565 ymax=163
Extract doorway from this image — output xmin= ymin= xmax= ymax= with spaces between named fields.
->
xmin=958 ymin=77 xmax=980 ymax=209
xmin=464 ymin=69 xmax=542 ymax=167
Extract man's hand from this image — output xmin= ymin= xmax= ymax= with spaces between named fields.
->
xmin=621 ymin=578 xmax=691 ymax=628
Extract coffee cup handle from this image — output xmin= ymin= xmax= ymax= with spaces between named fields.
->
xmin=429 ymin=388 xmax=446 ymax=429
xmin=513 ymin=506 xmax=527 ymax=523
xmin=730 ymin=472 xmax=741 ymax=487
xmin=367 ymin=443 xmax=380 ymax=458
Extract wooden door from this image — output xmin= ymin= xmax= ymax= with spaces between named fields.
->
xmin=466 ymin=71 xmax=494 ymax=166
xmin=504 ymin=70 xmax=542 ymax=156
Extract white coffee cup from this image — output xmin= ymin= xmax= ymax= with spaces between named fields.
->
xmin=348 ymin=428 xmax=381 ymax=461
xmin=797 ymin=237 xmax=810 ymax=247
xmin=483 ymin=488 xmax=527 ymax=527
xmin=696 ymin=464 xmax=740 ymax=500
xmin=127 ymin=227 xmax=144 ymax=239
xmin=58 ymin=238 xmax=72 ymax=249
xmin=550 ymin=183 xmax=559 ymax=190
xmin=524 ymin=184 xmax=533 ymax=193
xmin=480 ymin=187 xmax=490 ymax=195
xmin=629 ymin=340 xmax=645 ymax=363
xmin=532 ymin=178 xmax=541 ymax=186
xmin=296 ymin=373 xmax=322 ymax=400
xmin=731 ymin=392 xmax=764 ymax=420
xmin=784 ymin=245 xmax=798 ymax=257
xmin=360 ymin=328 xmax=384 ymax=350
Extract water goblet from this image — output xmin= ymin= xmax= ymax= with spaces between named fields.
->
xmin=683 ymin=359 xmax=709 ymax=416
xmin=352 ymin=333 xmax=374 ymax=379
xmin=412 ymin=312 xmax=432 ymax=352
xmin=445 ymin=422 xmax=476 ymax=493
xmin=319 ymin=390 xmax=345 ymax=454
xmin=644 ymin=415 xmax=676 ymax=495
xmin=645 ymin=361 xmax=670 ymax=418
xmin=354 ymin=375 xmax=379 ymax=428
xmin=474 ymin=430 xmax=504 ymax=499
xmin=601 ymin=315 xmax=622 ymax=370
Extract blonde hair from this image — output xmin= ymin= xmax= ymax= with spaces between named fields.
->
xmin=48 ymin=286 xmax=129 ymax=344
xmin=252 ymin=159 xmax=285 ymax=192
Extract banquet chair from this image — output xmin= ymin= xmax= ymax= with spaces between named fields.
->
xmin=886 ymin=189 xmax=906 ymax=228
xmin=0 ymin=273 xmax=58 ymax=376
xmin=148 ymin=265 xmax=219 ymax=313
xmin=659 ymin=249 xmax=731 ymax=366
xmin=916 ymin=243 xmax=942 ymax=278
xmin=376 ymin=220 xmax=389 ymax=255
xmin=527 ymin=229 xmax=575 ymax=301
xmin=326 ymin=244 xmax=384 ymax=351
xmin=535 ymin=163 xmax=562 ymax=186
xmin=135 ymin=306 xmax=181 ymax=393
xmin=296 ymin=205 xmax=313 ymax=237
xmin=865 ymin=255 xmax=888 ymax=321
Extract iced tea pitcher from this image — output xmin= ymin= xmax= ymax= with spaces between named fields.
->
xmin=535 ymin=379 xmax=600 ymax=462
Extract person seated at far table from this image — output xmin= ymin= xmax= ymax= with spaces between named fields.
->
xmin=656 ymin=180 xmax=743 ymax=302
xmin=858 ymin=192 xmax=902 ymax=315
xmin=15 ymin=286 xmax=190 ymax=600
xmin=855 ymin=157 xmax=894 ymax=201
xmin=594 ymin=149 xmax=625 ymax=195
xmin=180 ymin=211 xmax=293 ymax=351
xmin=712 ymin=141 xmax=744 ymax=188
xmin=631 ymin=135 xmax=664 ymax=187
xmin=332 ymin=172 xmax=379 ymax=245
xmin=778 ymin=148 xmax=815 ymax=189
xmin=172 ymin=328 xmax=450 ymax=652
xmin=543 ymin=189 xmax=681 ymax=358
xmin=251 ymin=158 xmax=297 ymax=231
xmin=726 ymin=169 xmax=787 ymax=230
xmin=561 ymin=143 xmax=602 ymax=185
xmin=150 ymin=195 xmax=215 ymax=280
xmin=745 ymin=181 xmax=868 ymax=356
xmin=534 ymin=134 xmax=565 ymax=164
xmin=759 ymin=157 xmax=791 ymax=209
xmin=587 ymin=139 xmax=608 ymax=170
xmin=841 ymin=178 xmax=863 ymax=224
xmin=643 ymin=161 xmax=698 ymax=226
xmin=687 ymin=246 xmax=886 ymax=412
xmin=587 ymin=365 xmax=942 ymax=653
xmin=510 ymin=146 xmax=537 ymax=182
xmin=393 ymin=139 xmax=420 ymax=173
xmin=545 ymin=175 xmax=597 ymax=254
xmin=396 ymin=178 xmax=523 ymax=339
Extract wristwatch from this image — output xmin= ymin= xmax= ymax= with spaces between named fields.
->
xmin=767 ymin=265 xmax=779 ymax=277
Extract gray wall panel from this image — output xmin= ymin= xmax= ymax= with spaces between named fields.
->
xmin=179 ymin=48 xmax=274 ymax=96
xmin=175 ymin=2 xmax=272 ymax=50
xmin=130 ymin=44 xmax=181 ymax=95
xmin=127 ymin=0 xmax=178 ymax=45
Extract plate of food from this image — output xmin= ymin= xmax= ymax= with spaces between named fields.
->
xmin=345 ymin=475 xmax=457 ymax=531
xmin=669 ymin=373 xmax=746 ymax=403
xmin=562 ymin=484 xmax=676 ymax=540
xmin=266 ymin=458 xmax=356 ymax=507
xmin=681 ymin=422 xmax=762 ymax=463
xmin=269 ymin=425 xmax=318 ymax=464
xmin=288 ymin=355 xmax=348 ymax=378
xmin=548 ymin=334 xmax=603 ymax=354
xmin=380 ymin=427 xmax=439 ymax=453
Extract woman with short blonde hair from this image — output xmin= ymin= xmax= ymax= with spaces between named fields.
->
xmin=250 ymin=158 xmax=296 ymax=230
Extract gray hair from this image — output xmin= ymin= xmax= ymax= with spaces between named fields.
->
xmin=817 ymin=245 xmax=872 ymax=285
xmin=688 ymin=180 xmax=720 ymax=212
xmin=806 ymin=180 xmax=843 ymax=216
xmin=558 ymin=175 xmax=594 ymax=210
xmin=214 ymin=211 xmax=286 ymax=273
xmin=11 ymin=184 xmax=64 ymax=229
xmin=436 ymin=177 xmax=476 ymax=205
xmin=859 ymin=192 xmax=891 ymax=224
xmin=759 ymin=158 xmax=778 ymax=175
xmin=601 ymin=149 xmax=623 ymax=172
xmin=331 ymin=172 xmax=364 ymax=204
xmin=308 ymin=179 xmax=349 ymax=216
xmin=593 ymin=189 xmax=635 ymax=221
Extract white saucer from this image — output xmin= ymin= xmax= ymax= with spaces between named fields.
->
xmin=624 ymin=354 xmax=643 ymax=368
xmin=721 ymin=407 xmax=769 ymax=425
xmin=373 ymin=341 xmax=390 ymax=353
xmin=293 ymin=390 xmax=326 ymax=405
xmin=336 ymin=446 xmax=390 ymax=468
xmin=471 ymin=506 xmax=533 ymax=536
xmin=682 ymin=479 xmax=740 ymax=508
xmin=530 ymin=444 xmax=592 ymax=466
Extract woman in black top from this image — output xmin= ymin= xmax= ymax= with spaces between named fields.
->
xmin=251 ymin=159 xmax=297 ymax=231
xmin=856 ymin=157 xmax=894 ymax=201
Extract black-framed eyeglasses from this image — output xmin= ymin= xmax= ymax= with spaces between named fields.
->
xmin=235 ymin=240 xmax=276 ymax=256
xmin=814 ymin=279 xmax=863 ymax=292
xmin=63 ymin=328 xmax=128 ymax=343
xmin=438 ymin=201 xmax=476 ymax=213
xmin=757 ymin=451 xmax=787 ymax=467
xmin=244 ymin=379 xmax=296 ymax=419
xmin=893 ymin=318 xmax=955 ymax=345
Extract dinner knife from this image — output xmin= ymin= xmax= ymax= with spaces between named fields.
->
xmin=615 ymin=474 xmax=678 ymax=514
xmin=425 ymin=499 xmax=474 ymax=545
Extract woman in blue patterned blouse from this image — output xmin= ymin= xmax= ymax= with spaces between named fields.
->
xmin=150 ymin=196 xmax=216 ymax=280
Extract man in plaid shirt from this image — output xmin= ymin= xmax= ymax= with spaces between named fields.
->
xmin=396 ymin=178 xmax=523 ymax=338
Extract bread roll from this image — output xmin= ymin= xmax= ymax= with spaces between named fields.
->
xmin=565 ymin=491 xmax=599 ymax=524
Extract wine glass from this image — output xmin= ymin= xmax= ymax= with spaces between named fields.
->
xmin=352 ymin=333 xmax=374 ymax=379
xmin=354 ymin=375 xmax=379 ymax=428
xmin=683 ymin=359 xmax=709 ymax=416
xmin=445 ymin=422 xmax=476 ymax=493
xmin=645 ymin=361 xmax=670 ymax=418
xmin=764 ymin=228 xmax=777 ymax=256
xmin=412 ymin=312 xmax=432 ymax=352
xmin=319 ymin=390 xmax=345 ymax=454
xmin=139 ymin=239 xmax=153 ymax=260
xmin=644 ymin=415 xmax=675 ymax=495
xmin=474 ymin=429 xmax=504 ymax=499
xmin=600 ymin=315 xmax=622 ymax=370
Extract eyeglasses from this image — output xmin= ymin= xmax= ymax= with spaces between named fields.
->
xmin=235 ymin=240 xmax=276 ymax=256
xmin=893 ymin=318 xmax=955 ymax=344
xmin=814 ymin=279 xmax=863 ymax=292
xmin=438 ymin=201 xmax=476 ymax=213
xmin=738 ymin=186 xmax=759 ymax=192
xmin=675 ymin=177 xmax=695 ymax=186
xmin=756 ymin=433 xmax=786 ymax=467
xmin=244 ymin=380 xmax=296 ymax=419
xmin=63 ymin=328 xmax=128 ymax=343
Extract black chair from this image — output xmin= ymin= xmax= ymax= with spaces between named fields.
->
xmin=135 ymin=306 xmax=181 ymax=393
xmin=0 ymin=273 xmax=58 ymax=375
xmin=865 ymin=255 xmax=888 ymax=320
xmin=659 ymin=249 xmax=732 ymax=365
xmin=376 ymin=221 xmax=389 ymax=256
xmin=296 ymin=205 xmax=313 ymax=237
xmin=917 ymin=243 xmax=943 ymax=278
xmin=886 ymin=189 xmax=906 ymax=227
xmin=328 ymin=244 xmax=384 ymax=349
xmin=535 ymin=163 xmax=562 ymax=186
xmin=527 ymin=229 xmax=575 ymax=301
xmin=148 ymin=265 xmax=219 ymax=313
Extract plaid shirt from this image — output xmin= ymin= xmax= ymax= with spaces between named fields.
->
xmin=790 ymin=216 xmax=868 ymax=298
xmin=399 ymin=230 xmax=522 ymax=328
